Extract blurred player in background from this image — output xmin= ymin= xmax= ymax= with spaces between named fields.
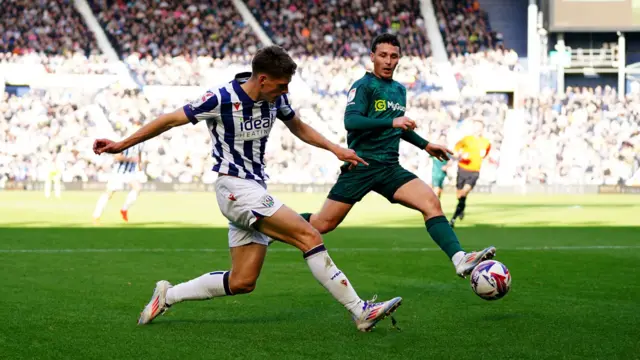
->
xmin=299 ymin=34 xmax=496 ymax=279
xmin=449 ymin=120 xmax=491 ymax=228
xmin=93 ymin=46 xmax=402 ymax=332
xmin=431 ymin=134 xmax=450 ymax=199
xmin=92 ymin=142 xmax=144 ymax=224
xmin=44 ymin=151 xmax=64 ymax=199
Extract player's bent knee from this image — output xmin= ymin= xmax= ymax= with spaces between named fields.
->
xmin=229 ymin=277 xmax=257 ymax=294
xmin=421 ymin=194 xmax=444 ymax=219
xmin=316 ymin=217 xmax=340 ymax=234
xmin=297 ymin=225 xmax=323 ymax=252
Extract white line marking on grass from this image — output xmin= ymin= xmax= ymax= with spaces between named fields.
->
xmin=1 ymin=245 xmax=640 ymax=254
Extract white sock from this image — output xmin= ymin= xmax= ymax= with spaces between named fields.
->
xmin=44 ymin=181 xmax=51 ymax=198
xmin=304 ymin=245 xmax=363 ymax=317
xmin=93 ymin=193 xmax=110 ymax=218
xmin=452 ymin=251 xmax=465 ymax=266
xmin=122 ymin=190 xmax=138 ymax=211
xmin=166 ymin=271 xmax=231 ymax=305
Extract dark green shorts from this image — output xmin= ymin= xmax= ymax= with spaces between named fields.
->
xmin=432 ymin=171 xmax=446 ymax=188
xmin=328 ymin=163 xmax=418 ymax=204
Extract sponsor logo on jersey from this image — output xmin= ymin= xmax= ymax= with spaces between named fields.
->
xmin=238 ymin=114 xmax=276 ymax=139
xmin=375 ymin=99 xmax=406 ymax=112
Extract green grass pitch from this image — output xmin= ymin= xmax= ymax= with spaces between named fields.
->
xmin=1 ymin=191 xmax=639 ymax=359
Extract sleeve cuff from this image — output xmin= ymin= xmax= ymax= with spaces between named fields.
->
xmin=183 ymin=105 xmax=198 ymax=125
xmin=277 ymin=109 xmax=296 ymax=121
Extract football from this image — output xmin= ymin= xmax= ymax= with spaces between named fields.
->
xmin=470 ymin=260 xmax=511 ymax=300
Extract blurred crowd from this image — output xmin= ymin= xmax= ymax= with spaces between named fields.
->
xmin=246 ymin=0 xmax=430 ymax=58
xmin=434 ymin=0 xmax=503 ymax=56
xmin=1 ymin=0 xmax=99 ymax=56
xmin=89 ymin=0 xmax=261 ymax=60
xmin=519 ymin=86 xmax=640 ymax=186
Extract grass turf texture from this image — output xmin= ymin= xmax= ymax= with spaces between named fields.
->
xmin=1 ymin=191 xmax=639 ymax=359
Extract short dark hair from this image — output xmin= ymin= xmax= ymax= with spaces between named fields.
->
xmin=371 ymin=33 xmax=402 ymax=54
xmin=252 ymin=46 xmax=297 ymax=78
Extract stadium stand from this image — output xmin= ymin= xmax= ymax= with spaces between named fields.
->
xmin=0 ymin=0 xmax=99 ymax=56
xmin=246 ymin=0 xmax=430 ymax=57
xmin=89 ymin=0 xmax=261 ymax=59
xmin=433 ymin=0 xmax=502 ymax=56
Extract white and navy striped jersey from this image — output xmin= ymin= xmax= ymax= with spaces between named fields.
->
xmin=113 ymin=143 xmax=143 ymax=174
xmin=183 ymin=72 xmax=295 ymax=181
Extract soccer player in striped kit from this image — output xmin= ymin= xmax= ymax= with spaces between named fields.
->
xmin=92 ymin=142 xmax=144 ymax=224
xmin=93 ymin=46 xmax=402 ymax=332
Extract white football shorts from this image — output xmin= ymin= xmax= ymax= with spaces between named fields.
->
xmin=107 ymin=171 xmax=143 ymax=191
xmin=215 ymin=175 xmax=283 ymax=247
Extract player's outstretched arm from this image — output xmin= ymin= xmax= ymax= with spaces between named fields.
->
xmin=284 ymin=114 xmax=368 ymax=167
xmin=93 ymin=108 xmax=190 ymax=155
xmin=401 ymin=131 xmax=452 ymax=161
xmin=401 ymin=130 xmax=429 ymax=149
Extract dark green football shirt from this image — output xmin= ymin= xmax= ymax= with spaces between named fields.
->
xmin=344 ymin=72 xmax=427 ymax=164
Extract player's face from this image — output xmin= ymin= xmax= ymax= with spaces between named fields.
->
xmin=370 ymin=43 xmax=400 ymax=80
xmin=259 ymin=75 xmax=291 ymax=102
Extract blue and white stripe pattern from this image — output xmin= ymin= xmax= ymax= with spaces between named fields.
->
xmin=183 ymin=72 xmax=295 ymax=181
xmin=114 ymin=143 xmax=142 ymax=174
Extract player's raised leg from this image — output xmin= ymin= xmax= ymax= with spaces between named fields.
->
xmin=392 ymin=178 xmax=495 ymax=278
xmin=257 ymin=204 xmax=402 ymax=332
xmin=138 ymin=241 xmax=266 ymax=325
xmin=300 ymin=198 xmax=354 ymax=234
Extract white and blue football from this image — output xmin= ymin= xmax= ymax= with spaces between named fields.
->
xmin=470 ymin=260 xmax=511 ymax=300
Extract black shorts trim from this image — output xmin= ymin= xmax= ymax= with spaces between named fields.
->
xmin=327 ymin=192 xmax=359 ymax=205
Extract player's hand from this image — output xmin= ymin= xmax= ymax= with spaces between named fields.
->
xmin=425 ymin=143 xmax=453 ymax=161
xmin=93 ymin=139 xmax=124 ymax=155
xmin=333 ymin=147 xmax=369 ymax=168
xmin=392 ymin=116 xmax=417 ymax=130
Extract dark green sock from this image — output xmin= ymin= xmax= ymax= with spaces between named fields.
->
xmin=426 ymin=215 xmax=463 ymax=259
xmin=300 ymin=213 xmax=312 ymax=222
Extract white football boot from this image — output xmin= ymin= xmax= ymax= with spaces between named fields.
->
xmin=455 ymin=246 xmax=496 ymax=278
xmin=354 ymin=296 xmax=403 ymax=332
xmin=138 ymin=280 xmax=172 ymax=325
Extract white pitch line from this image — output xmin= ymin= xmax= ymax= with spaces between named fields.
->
xmin=1 ymin=245 xmax=640 ymax=254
